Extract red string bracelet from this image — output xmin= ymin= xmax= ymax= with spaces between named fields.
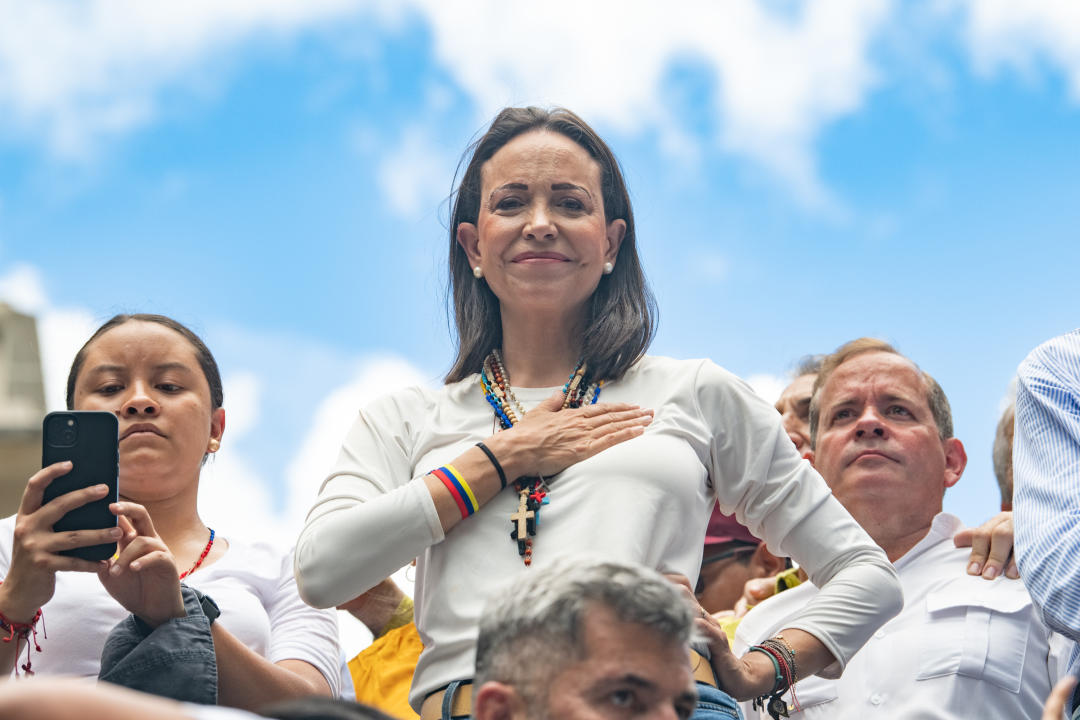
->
xmin=0 ymin=584 xmax=45 ymax=676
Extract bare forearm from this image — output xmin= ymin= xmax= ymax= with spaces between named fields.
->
xmin=213 ymin=624 xmax=331 ymax=711
xmin=0 ymin=680 xmax=197 ymax=720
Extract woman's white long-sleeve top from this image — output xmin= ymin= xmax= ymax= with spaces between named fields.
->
xmin=296 ymin=356 xmax=902 ymax=707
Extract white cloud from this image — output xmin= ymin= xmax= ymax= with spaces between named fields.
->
xmin=692 ymin=253 xmax=730 ymax=282
xmin=409 ymin=0 xmax=892 ymax=210
xmin=376 ymin=126 xmax=457 ymax=219
xmin=221 ymin=370 xmax=260 ymax=440
xmin=0 ymin=0 xmax=373 ymax=158
xmin=199 ymin=445 xmax=282 ymax=547
xmin=0 ymin=263 xmax=48 ymax=314
xmin=285 ymin=354 xmax=428 ymax=531
xmin=962 ymin=0 xmax=1080 ymax=101
xmin=1 ymin=0 xmax=892 ymax=208
xmin=37 ymin=308 xmax=98 ymax=412
xmin=746 ymin=372 xmax=787 ymax=405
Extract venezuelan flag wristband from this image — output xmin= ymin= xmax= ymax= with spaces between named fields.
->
xmin=432 ymin=464 xmax=478 ymax=519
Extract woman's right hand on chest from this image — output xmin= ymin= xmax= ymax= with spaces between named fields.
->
xmin=0 ymin=462 xmax=121 ymax=621
xmin=487 ymin=390 xmax=653 ymax=478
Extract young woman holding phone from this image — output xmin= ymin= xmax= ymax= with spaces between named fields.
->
xmin=0 ymin=314 xmax=339 ymax=710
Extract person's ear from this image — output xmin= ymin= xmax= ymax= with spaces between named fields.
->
xmin=457 ymin=222 xmax=482 ymax=270
xmin=805 ymin=449 xmax=816 ymax=469
xmin=474 ymin=682 xmax=526 ymax=720
xmin=748 ymin=544 xmax=787 ymax=579
xmin=207 ymin=408 xmax=225 ymax=454
xmin=943 ymin=437 xmax=967 ymax=489
xmin=604 ymin=219 xmax=626 ymax=267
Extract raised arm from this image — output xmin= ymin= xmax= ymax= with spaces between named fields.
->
xmin=1013 ymin=330 xmax=1080 ymax=641
xmin=696 ymin=361 xmax=903 ymax=688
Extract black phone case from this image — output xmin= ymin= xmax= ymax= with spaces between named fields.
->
xmin=41 ymin=411 xmax=119 ymax=561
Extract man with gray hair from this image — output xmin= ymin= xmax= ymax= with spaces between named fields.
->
xmin=471 ymin=557 xmax=701 ymax=720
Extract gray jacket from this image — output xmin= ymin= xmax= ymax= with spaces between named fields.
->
xmin=98 ymin=584 xmax=218 ymax=705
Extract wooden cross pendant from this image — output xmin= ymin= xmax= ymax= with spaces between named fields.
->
xmin=509 ymin=488 xmax=536 ymax=562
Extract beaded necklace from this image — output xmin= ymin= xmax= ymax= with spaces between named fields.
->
xmin=479 ymin=350 xmax=603 ymax=566
xmin=179 ymin=527 xmax=216 ymax=579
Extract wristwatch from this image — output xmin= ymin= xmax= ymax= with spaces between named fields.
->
xmin=187 ymin=586 xmax=221 ymax=625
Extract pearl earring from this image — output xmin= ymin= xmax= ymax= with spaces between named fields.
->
xmin=208 ymin=438 xmax=221 ymax=453
xmin=602 ymin=262 xmax=614 ymax=275
xmin=473 ymin=266 xmax=484 ymax=279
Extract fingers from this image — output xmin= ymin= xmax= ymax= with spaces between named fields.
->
xmin=39 ymin=525 xmax=122 ymax=556
xmin=1042 ymin=675 xmax=1077 ymax=720
xmin=537 ymin=390 xmax=568 ymax=412
xmin=663 ymin=572 xmax=693 ymax=592
xmin=578 ymin=402 xmax=651 ymax=419
xmin=981 ymin=514 xmax=1015 ymax=580
xmin=37 ymin=484 xmax=113 ymax=528
xmin=589 ymin=419 xmax=651 ymax=452
xmin=108 ymin=534 xmax=172 ymax=576
xmin=18 ymin=462 xmax=74 ymax=516
xmin=111 ymin=502 xmax=160 ymax=540
xmin=962 ymin=511 xmax=1014 ymax=580
xmin=733 ymin=577 xmax=777 ymax=618
xmin=694 ymin=611 xmax=734 ymax=666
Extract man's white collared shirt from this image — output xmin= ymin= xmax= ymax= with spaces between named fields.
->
xmin=735 ymin=513 xmax=1064 ymax=719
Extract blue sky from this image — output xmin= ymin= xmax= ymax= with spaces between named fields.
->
xmin=2 ymin=0 xmax=1078 ymax=552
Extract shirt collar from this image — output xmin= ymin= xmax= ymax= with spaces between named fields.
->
xmin=893 ymin=512 xmax=963 ymax=569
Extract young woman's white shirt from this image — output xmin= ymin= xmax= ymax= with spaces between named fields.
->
xmin=0 ymin=522 xmax=340 ymax=694
xmin=296 ymin=356 xmax=902 ymax=706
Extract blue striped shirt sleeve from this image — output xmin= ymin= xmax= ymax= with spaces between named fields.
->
xmin=1014 ymin=329 xmax=1080 ymax=650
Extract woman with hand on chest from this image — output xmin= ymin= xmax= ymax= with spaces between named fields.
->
xmin=296 ymin=107 xmax=902 ymax=720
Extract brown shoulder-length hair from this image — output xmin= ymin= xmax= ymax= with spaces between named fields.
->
xmin=444 ymin=106 xmax=657 ymax=384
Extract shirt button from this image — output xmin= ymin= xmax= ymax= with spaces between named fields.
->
xmin=870 ymin=694 xmax=883 ymax=706
xmin=873 ymin=630 xmax=886 ymax=639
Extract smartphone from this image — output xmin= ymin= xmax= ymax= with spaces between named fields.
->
xmin=41 ymin=411 xmax=119 ymax=561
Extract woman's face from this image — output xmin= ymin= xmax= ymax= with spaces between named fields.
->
xmin=72 ymin=321 xmax=224 ymax=503
xmin=456 ymin=130 xmax=626 ymax=324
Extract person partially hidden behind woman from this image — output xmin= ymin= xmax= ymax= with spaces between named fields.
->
xmin=0 ymin=314 xmax=339 ymax=709
xmin=295 ymin=106 xmax=903 ymax=720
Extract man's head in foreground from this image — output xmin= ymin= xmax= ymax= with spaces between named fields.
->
xmin=473 ymin=558 xmax=698 ymax=720
xmin=807 ymin=338 xmax=967 ymax=562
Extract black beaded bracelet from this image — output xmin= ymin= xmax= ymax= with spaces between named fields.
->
xmin=475 ymin=441 xmax=507 ymax=489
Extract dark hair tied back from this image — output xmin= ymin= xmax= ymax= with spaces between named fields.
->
xmin=445 ymin=106 xmax=657 ymax=384
xmin=66 ymin=314 xmax=224 ymax=411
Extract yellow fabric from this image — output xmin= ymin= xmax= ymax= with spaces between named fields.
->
xmin=774 ymin=565 xmax=804 ymax=593
xmin=383 ymin=594 xmax=415 ymax=635
xmin=348 ymin=621 xmax=423 ymax=720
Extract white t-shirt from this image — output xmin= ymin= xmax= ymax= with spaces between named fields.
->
xmin=734 ymin=513 xmax=1064 ymax=719
xmin=0 ymin=517 xmax=340 ymax=696
xmin=296 ymin=355 xmax=903 ymax=707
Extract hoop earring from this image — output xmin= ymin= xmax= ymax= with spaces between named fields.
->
xmin=473 ymin=266 xmax=484 ymax=279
